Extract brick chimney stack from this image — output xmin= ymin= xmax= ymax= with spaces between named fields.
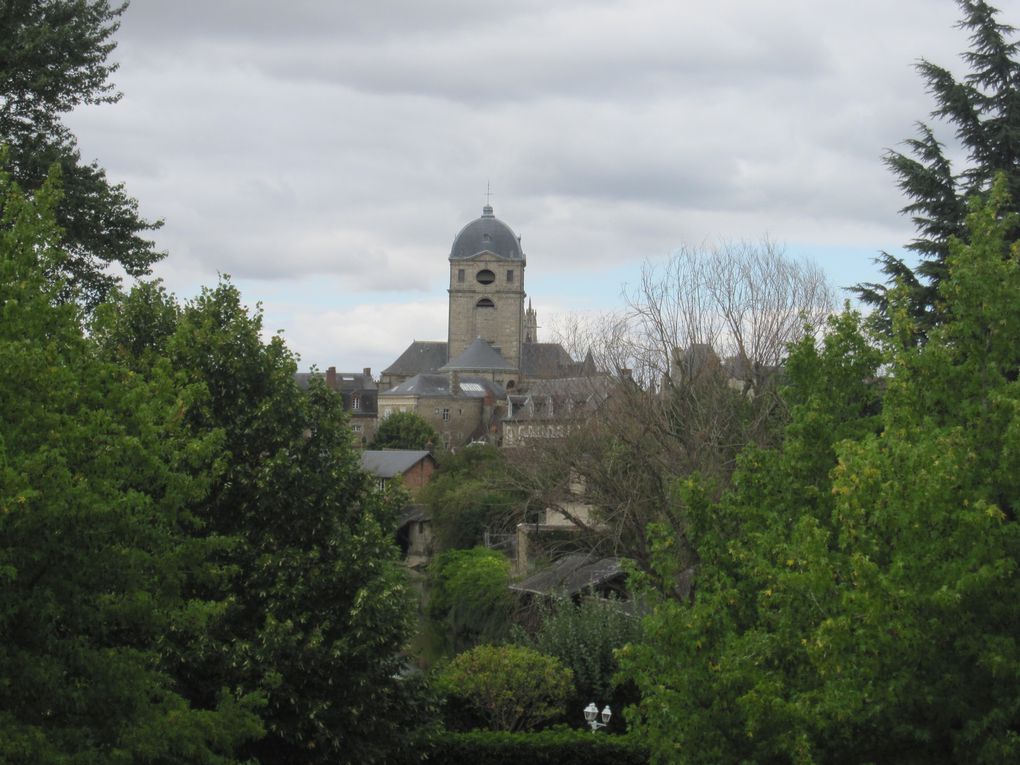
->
xmin=326 ymin=366 xmax=337 ymax=389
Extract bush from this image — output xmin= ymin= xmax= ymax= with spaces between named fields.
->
xmin=417 ymin=728 xmax=650 ymax=764
xmin=437 ymin=645 xmax=573 ymax=732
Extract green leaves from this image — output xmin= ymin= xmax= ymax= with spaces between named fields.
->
xmin=438 ymin=645 xmax=574 ymax=732
xmin=622 ymin=183 xmax=1020 ymax=764
xmin=371 ymin=410 xmax=439 ymax=450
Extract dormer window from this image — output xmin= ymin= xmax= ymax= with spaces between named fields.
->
xmin=352 ymin=393 xmax=361 ymax=411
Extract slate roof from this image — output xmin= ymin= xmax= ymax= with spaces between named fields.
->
xmin=360 ymin=450 xmax=433 ymax=479
xmin=294 ymin=370 xmax=376 ymax=391
xmin=450 ymin=205 xmax=525 ymax=262
xmin=441 ymin=337 xmax=516 ymax=372
xmin=381 ymin=341 xmax=449 ymax=377
xmin=521 ymin=342 xmax=579 ymax=379
xmin=383 ymin=373 xmax=505 ymax=399
xmin=506 ymin=376 xmax=613 ymax=421
xmin=510 ymin=554 xmax=625 ymax=597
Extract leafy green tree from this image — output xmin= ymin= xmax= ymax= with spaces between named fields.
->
xmin=371 ymin=409 xmax=439 ymax=450
xmin=856 ymin=0 xmax=1020 ymax=335
xmin=514 ymin=597 xmax=641 ymax=725
xmin=438 ymin=645 xmax=574 ymax=732
xmin=621 ymin=181 xmax=1020 ymax=764
xmin=0 ymin=166 xmax=260 ymax=762
xmin=100 ymin=279 xmax=417 ymax=765
xmin=428 ymin=547 xmax=513 ymax=654
xmin=1 ymin=0 xmax=163 ymax=309
xmin=422 ymin=445 xmax=521 ymax=550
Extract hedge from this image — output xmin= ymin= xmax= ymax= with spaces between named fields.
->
xmin=417 ymin=728 xmax=650 ymax=765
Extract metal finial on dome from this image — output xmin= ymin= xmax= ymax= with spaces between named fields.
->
xmin=482 ymin=181 xmax=494 ymax=217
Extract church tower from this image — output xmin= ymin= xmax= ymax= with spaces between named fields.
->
xmin=447 ymin=204 xmax=526 ymax=369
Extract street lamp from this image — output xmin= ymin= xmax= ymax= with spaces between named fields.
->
xmin=584 ymin=702 xmax=611 ymax=732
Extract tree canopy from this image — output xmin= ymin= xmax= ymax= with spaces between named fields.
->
xmin=0 ymin=165 xmax=261 ymax=764
xmin=0 ymin=0 xmax=163 ymax=309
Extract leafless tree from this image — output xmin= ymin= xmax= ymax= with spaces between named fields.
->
xmin=506 ymin=240 xmax=834 ymax=597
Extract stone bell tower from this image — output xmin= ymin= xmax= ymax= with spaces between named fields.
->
xmin=447 ymin=204 xmax=526 ymax=370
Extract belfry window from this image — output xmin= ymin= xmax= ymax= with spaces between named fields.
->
xmin=476 ymin=269 xmax=495 ymax=285
xmin=476 ymin=298 xmax=495 ymax=309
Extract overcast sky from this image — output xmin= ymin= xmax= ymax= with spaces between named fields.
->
xmin=65 ymin=0 xmax=982 ymax=374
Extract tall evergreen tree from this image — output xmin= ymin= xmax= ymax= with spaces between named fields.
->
xmin=856 ymin=0 xmax=1020 ymax=336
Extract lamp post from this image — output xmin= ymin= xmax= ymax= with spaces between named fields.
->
xmin=583 ymin=702 xmax=611 ymax=732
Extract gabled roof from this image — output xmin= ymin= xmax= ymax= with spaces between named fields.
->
xmin=382 ymin=341 xmax=448 ymax=377
xmin=510 ymin=554 xmax=625 ymax=597
xmin=360 ymin=450 xmax=434 ymax=479
xmin=441 ymin=337 xmax=516 ymax=372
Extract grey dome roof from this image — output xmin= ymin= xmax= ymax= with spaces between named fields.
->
xmin=449 ymin=205 xmax=525 ymax=262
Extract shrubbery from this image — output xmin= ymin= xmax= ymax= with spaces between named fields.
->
xmin=417 ymin=728 xmax=649 ymax=765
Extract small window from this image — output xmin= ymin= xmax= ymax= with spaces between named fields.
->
xmin=457 ymin=268 xmax=465 ymax=283
xmin=351 ymin=423 xmax=362 ymax=433
xmin=506 ymin=269 xmax=514 ymax=283
xmin=476 ymin=298 xmax=495 ymax=309
xmin=476 ymin=269 xmax=495 ymax=285
xmin=442 ymin=408 xmax=450 ymax=422
xmin=352 ymin=393 xmax=360 ymax=411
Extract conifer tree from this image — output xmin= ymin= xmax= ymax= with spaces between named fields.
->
xmin=856 ymin=0 xmax=1020 ymax=336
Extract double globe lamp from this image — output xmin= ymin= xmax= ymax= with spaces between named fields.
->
xmin=583 ymin=702 xmax=612 ymax=732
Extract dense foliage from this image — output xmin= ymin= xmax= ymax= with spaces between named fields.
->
xmin=857 ymin=0 xmax=1020 ymax=335
xmin=427 ymin=547 xmax=513 ymax=654
xmin=421 ymin=445 xmax=521 ymax=550
xmin=371 ymin=410 xmax=439 ymax=450
xmin=0 ymin=168 xmax=261 ymax=763
xmin=513 ymin=597 xmax=642 ymax=727
xmin=417 ymin=728 xmax=650 ymax=765
xmin=438 ymin=645 xmax=574 ymax=732
xmin=0 ymin=168 xmax=415 ymax=763
xmin=97 ymin=278 xmax=416 ymax=765
xmin=0 ymin=0 xmax=164 ymax=309
xmin=621 ymin=182 xmax=1020 ymax=764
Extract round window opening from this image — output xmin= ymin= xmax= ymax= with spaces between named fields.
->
xmin=476 ymin=269 xmax=496 ymax=285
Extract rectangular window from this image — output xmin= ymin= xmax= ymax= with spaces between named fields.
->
xmin=442 ymin=408 xmax=450 ymax=422
xmin=457 ymin=268 xmax=465 ymax=283
xmin=352 ymin=394 xmax=360 ymax=411
xmin=351 ymin=423 xmax=362 ymax=433
xmin=506 ymin=269 xmax=514 ymax=283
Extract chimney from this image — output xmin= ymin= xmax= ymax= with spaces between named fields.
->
xmin=363 ymin=367 xmax=372 ymax=380
xmin=450 ymin=371 xmax=461 ymax=395
xmin=326 ymin=366 xmax=336 ymax=389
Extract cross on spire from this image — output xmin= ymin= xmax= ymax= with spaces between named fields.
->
xmin=485 ymin=180 xmax=493 ymax=207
